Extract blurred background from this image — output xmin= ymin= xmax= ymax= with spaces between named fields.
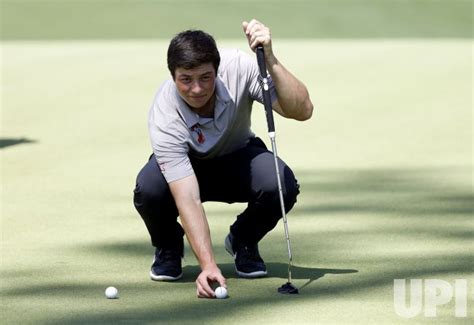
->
xmin=2 ymin=0 xmax=471 ymax=40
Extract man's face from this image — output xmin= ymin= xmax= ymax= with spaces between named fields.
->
xmin=174 ymin=63 xmax=216 ymax=110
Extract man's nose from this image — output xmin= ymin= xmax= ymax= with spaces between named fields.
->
xmin=190 ymin=81 xmax=203 ymax=93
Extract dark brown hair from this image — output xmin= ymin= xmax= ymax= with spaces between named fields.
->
xmin=167 ymin=30 xmax=220 ymax=79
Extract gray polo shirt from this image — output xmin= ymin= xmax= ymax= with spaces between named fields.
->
xmin=148 ymin=48 xmax=277 ymax=183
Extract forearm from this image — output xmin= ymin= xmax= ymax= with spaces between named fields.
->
xmin=267 ymin=55 xmax=313 ymax=121
xmin=180 ymin=199 xmax=216 ymax=269
xmin=241 ymin=19 xmax=313 ymax=120
xmin=169 ymin=175 xmax=216 ymax=270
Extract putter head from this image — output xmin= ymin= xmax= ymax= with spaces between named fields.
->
xmin=278 ymin=282 xmax=299 ymax=294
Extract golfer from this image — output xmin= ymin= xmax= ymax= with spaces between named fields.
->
xmin=133 ymin=19 xmax=313 ymax=298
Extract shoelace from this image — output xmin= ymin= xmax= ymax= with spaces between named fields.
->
xmin=157 ymin=249 xmax=181 ymax=261
xmin=239 ymin=245 xmax=262 ymax=262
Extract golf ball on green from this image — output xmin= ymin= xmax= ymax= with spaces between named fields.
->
xmin=215 ymin=286 xmax=228 ymax=299
xmin=105 ymin=286 xmax=118 ymax=299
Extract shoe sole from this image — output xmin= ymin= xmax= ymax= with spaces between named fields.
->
xmin=225 ymin=235 xmax=268 ymax=278
xmin=149 ymin=271 xmax=183 ymax=282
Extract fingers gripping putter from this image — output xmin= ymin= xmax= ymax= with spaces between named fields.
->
xmin=256 ymin=46 xmax=298 ymax=294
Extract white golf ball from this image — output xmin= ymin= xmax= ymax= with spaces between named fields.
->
xmin=215 ymin=286 xmax=228 ymax=299
xmin=105 ymin=286 xmax=119 ymax=299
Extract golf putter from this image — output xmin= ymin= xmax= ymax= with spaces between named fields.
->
xmin=256 ymin=45 xmax=298 ymax=294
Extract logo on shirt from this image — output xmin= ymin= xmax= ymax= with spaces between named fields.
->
xmin=191 ymin=124 xmax=206 ymax=144
xmin=159 ymin=162 xmax=166 ymax=172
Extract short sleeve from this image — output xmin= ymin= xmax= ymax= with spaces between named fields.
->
xmin=239 ymin=51 xmax=278 ymax=105
xmin=148 ymin=97 xmax=194 ymax=183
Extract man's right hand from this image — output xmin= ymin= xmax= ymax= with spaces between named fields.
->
xmin=168 ymin=174 xmax=226 ymax=298
xmin=196 ymin=265 xmax=227 ymax=298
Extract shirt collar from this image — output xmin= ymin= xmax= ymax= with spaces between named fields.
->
xmin=214 ymin=76 xmax=232 ymax=121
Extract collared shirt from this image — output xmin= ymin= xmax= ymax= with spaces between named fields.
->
xmin=148 ymin=48 xmax=277 ymax=183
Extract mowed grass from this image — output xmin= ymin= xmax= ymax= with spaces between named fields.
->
xmin=1 ymin=40 xmax=473 ymax=324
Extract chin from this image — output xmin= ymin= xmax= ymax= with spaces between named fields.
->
xmin=188 ymin=98 xmax=208 ymax=108
xmin=187 ymin=102 xmax=203 ymax=109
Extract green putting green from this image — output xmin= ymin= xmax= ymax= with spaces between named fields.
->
xmin=2 ymin=39 xmax=471 ymax=324
xmin=1 ymin=0 xmax=472 ymax=322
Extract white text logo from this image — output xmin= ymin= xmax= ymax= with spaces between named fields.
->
xmin=394 ymin=279 xmax=469 ymax=318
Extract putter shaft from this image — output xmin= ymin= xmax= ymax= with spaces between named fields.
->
xmin=270 ymin=134 xmax=293 ymax=284
xmin=256 ymin=45 xmax=295 ymax=287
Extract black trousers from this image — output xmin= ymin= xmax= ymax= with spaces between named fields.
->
xmin=133 ymin=137 xmax=300 ymax=250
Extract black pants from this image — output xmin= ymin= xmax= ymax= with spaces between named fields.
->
xmin=133 ymin=137 xmax=300 ymax=250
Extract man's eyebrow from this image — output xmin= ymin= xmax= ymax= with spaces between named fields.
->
xmin=197 ymin=71 xmax=214 ymax=77
xmin=179 ymin=71 xmax=213 ymax=78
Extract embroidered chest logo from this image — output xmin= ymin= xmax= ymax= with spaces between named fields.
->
xmin=191 ymin=124 xmax=206 ymax=144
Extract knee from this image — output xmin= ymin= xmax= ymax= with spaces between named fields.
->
xmin=282 ymin=168 xmax=300 ymax=212
xmin=252 ymin=166 xmax=300 ymax=213
xmin=133 ymin=175 xmax=170 ymax=212
xmin=133 ymin=183 xmax=151 ymax=208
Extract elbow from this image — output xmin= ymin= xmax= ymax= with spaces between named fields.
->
xmin=295 ymin=100 xmax=314 ymax=121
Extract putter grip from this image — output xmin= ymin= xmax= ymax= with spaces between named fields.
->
xmin=256 ymin=46 xmax=275 ymax=133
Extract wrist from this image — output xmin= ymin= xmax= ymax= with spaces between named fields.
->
xmin=199 ymin=255 xmax=217 ymax=270
xmin=266 ymin=54 xmax=279 ymax=73
xmin=199 ymin=251 xmax=218 ymax=269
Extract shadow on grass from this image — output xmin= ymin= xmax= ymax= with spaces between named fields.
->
xmin=2 ymin=263 xmax=357 ymax=298
xmin=180 ymin=263 xmax=358 ymax=287
xmin=4 ymin=254 xmax=471 ymax=324
xmin=0 ymin=137 xmax=37 ymax=149
xmin=3 ymin=166 xmax=472 ymax=323
xmin=207 ymin=166 xmax=473 ymax=217
xmin=70 ymin=240 xmax=359 ymax=287
xmin=299 ymin=167 xmax=473 ymax=216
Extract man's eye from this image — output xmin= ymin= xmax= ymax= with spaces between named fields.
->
xmin=181 ymin=78 xmax=191 ymax=83
xmin=201 ymin=76 xmax=210 ymax=81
